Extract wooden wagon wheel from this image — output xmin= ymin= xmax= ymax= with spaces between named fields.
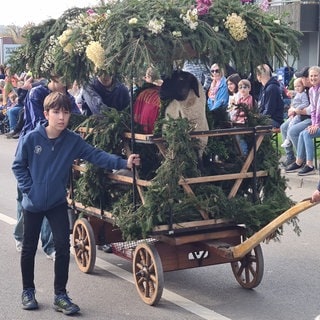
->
xmin=72 ymin=218 xmax=96 ymax=274
xmin=133 ymin=242 xmax=164 ymax=306
xmin=230 ymin=244 xmax=264 ymax=289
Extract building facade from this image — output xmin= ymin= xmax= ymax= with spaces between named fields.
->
xmin=269 ymin=0 xmax=320 ymax=70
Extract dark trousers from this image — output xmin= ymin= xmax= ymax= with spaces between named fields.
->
xmin=14 ymin=108 xmax=25 ymax=133
xmin=21 ymin=202 xmax=70 ymax=295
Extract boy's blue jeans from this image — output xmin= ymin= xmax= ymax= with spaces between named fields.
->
xmin=21 ymin=202 xmax=70 ymax=295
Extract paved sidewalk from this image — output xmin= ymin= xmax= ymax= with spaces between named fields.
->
xmin=281 ymin=167 xmax=320 ymax=202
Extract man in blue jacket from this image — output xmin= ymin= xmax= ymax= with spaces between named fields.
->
xmin=12 ymin=91 xmax=140 ymax=314
xmin=256 ymin=64 xmax=284 ymax=128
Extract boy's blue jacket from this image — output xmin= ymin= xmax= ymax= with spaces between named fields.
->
xmin=12 ymin=124 xmax=128 ymax=213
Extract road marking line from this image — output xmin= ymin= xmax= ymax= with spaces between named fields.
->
xmin=95 ymin=257 xmax=231 ymax=320
xmin=0 ymin=212 xmax=17 ymax=225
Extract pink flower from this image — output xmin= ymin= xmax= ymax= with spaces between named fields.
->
xmin=260 ymin=0 xmax=270 ymax=11
xmin=196 ymin=0 xmax=213 ymax=15
xmin=201 ymin=0 xmax=212 ymax=4
xmin=86 ymin=9 xmax=96 ymax=16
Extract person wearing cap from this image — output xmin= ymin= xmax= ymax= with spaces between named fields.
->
xmin=285 ymin=65 xmax=320 ymax=175
xmin=256 ymin=64 xmax=284 ymax=128
xmin=280 ymin=66 xmax=312 ymax=166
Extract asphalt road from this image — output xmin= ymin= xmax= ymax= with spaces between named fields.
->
xmin=0 ymin=134 xmax=320 ymax=320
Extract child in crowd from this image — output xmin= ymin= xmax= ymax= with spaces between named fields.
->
xmin=12 ymin=92 xmax=140 ymax=315
xmin=230 ymin=79 xmax=254 ymax=155
xmin=226 ymin=73 xmax=241 ymax=111
xmin=6 ymin=91 xmax=23 ymax=135
xmin=230 ymin=79 xmax=254 ymax=124
xmin=281 ymin=77 xmax=309 ymax=148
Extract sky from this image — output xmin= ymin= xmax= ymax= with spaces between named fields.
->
xmin=1 ymin=0 xmax=100 ymax=26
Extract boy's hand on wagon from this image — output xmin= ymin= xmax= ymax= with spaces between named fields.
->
xmin=127 ymin=154 xmax=141 ymax=169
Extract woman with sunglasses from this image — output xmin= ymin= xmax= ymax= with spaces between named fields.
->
xmin=207 ymin=63 xmax=229 ymax=111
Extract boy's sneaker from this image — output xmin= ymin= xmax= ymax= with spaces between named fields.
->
xmin=285 ymin=162 xmax=302 ymax=173
xmin=298 ymin=165 xmax=315 ymax=176
xmin=53 ymin=293 xmax=80 ymax=315
xmin=281 ymin=139 xmax=291 ymax=148
xmin=21 ymin=288 xmax=38 ymax=310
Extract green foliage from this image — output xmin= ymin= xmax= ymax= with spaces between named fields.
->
xmin=71 ymin=109 xmax=296 ymax=241
xmin=73 ymin=109 xmax=131 ymax=208
xmin=7 ymin=0 xmax=301 ymax=82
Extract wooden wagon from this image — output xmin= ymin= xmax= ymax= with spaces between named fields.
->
xmin=68 ymin=125 xmax=318 ymax=305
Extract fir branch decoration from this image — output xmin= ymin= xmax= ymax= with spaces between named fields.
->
xmin=8 ymin=0 xmax=301 ymax=82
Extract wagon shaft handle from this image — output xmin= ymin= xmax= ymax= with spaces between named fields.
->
xmin=231 ymin=198 xmax=318 ymax=259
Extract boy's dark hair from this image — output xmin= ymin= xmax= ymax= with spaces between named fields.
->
xmin=44 ymin=92 xmax=72 ymax=112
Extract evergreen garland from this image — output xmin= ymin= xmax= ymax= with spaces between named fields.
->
xmin=70 ymin=108 xmax=297 ymax=241
xmin=8 ymin=0 xmax=301 ymax=82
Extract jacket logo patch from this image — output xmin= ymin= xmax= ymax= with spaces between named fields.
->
xmin=34 ymin=145 xmax=42 ymax=154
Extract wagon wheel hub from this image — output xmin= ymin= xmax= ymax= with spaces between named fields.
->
xmin=136 ymin=265 xmax=150 ymax=279
xmin=74 ymin=237 xmax=85 ymax=251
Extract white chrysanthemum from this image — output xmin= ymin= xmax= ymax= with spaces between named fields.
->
xmin=129 ymin=17 xmax=138 ymax=25
xmin=86 ymin=41 xmax=105 ymax=69
xmin=172 ymin=31 xmax=182 ymax=38
xmin=147 ymin=17 xmax=165 ymax=34
xmin=180 ymin=8 xmax=198 ymax=30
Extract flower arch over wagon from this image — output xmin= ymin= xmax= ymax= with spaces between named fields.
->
xmin=9 ymin=0 xmax=301 ymax=83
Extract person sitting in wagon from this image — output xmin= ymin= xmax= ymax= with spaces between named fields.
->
xmin=133 ymin=66 xmax=162 ymax=133
xmin=80 ymin=70 xmax=130 ymax=115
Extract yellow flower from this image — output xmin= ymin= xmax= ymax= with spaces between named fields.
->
xmin=58 ymin=29 xmax=73 ymax=47
xmin=63 ymin=43 xmax=73 ymax=54
xmin=224 ymin=13 xmax=248 ymax=41
xmin=86 ymin=41 xmax=105 ymax=69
